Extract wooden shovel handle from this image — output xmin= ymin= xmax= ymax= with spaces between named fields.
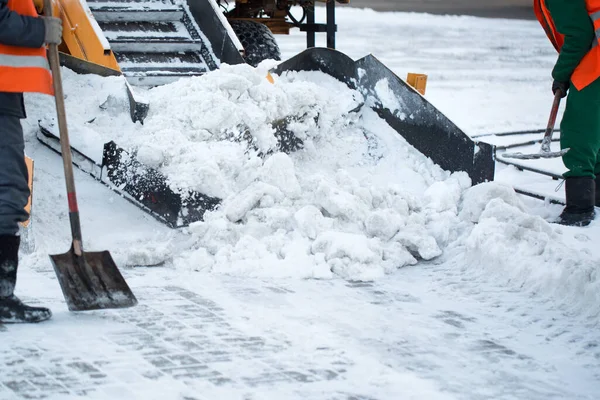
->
xmin=540 ymin=90 xmax=563 ymax=153
xmin=546 ymin=90 xmax=562 ymax=136
xmin=43 ymin=0 xmax=84 ymax=255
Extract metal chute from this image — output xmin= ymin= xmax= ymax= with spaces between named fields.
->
xmin=272 ymin=48 xmax=495 ymax=185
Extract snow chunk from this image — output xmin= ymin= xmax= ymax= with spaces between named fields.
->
xmin=374 ymin=78 xmax=403 ymax=116
xmin=382 ymin=242 xmax=418 ymax=270
xmin=424 ymin=172 xmax=471 ymax=213
xmin=259 ymin=152 xmax=301 ymax=198
xmin=459 ymin=182 xmax=525 ymax=223
xmin=136 ymin=145 xmax=165 ymax=168
xmin=312 ymin=231 xmax=381 ymax=264
xmin=225 ymin=182 xmax=284 ymax=222
xmin=315 ymin=179 xmax=368 ymax=222
xmin=294 ymin=205 xmax=333 ymax=240
xmin=365 ymin=209 xmax=405 ymax=240
xmin=393 ymin=225 xmax=442 ymax=260
xmin=312 ymin=231 xmax=386 ymax=280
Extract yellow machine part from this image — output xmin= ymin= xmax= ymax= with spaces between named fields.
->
xmin=39 ymin=0 xmax=121 ymax=73
xmin=406 ymin=73 xmax=428 ymax=96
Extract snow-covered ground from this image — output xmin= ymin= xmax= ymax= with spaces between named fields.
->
xmin=1 ymin=7 xmax=599 ymax=400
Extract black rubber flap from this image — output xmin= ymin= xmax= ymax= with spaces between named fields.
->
xmin=102 ymin=141 xmax=221 ymax=228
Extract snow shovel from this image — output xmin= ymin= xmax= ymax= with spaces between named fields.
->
xmin=44 ymin=0 xmax=137 ymax=311
xmin=502 ymin=90 xmax=569 ymax=160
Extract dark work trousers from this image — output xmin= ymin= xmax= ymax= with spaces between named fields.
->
xmin=561 ymin=77 xmax=600 ymax=178
xmin=0 ymin=115 xmax=29 ymax=236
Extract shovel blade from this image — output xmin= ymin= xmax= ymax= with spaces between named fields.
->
xmin=501 ymin=149 xmax=568 ymax=160
xmin=50 ymin=249 xmax=137 ymax=311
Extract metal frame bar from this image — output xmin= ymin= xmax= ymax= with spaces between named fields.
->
xmin=327 ymin=0 xmax=335 ymax=49
xmin=304 ymin=1 xmax=336 ymax=49
xmin=306 ymin=2 xmax=316 ymax=48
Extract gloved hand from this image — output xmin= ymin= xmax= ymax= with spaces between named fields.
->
xmin=42 ymin=16 xmax=62 ymax=45
xmin=552 ymin=80 xmax=569 ymax=98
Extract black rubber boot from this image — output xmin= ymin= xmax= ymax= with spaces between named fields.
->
xmin=0 ymin=235 xmax=19 ymax=298
xmin=0 ymin=235 xmax=51 ymax=323
xmin=557 ymin=177 xmax=596 ymax=227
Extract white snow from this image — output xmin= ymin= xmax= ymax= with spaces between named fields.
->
xmin=374 ymin=78 xmax=404 ymax=117
xmin=2 ymin=5 xmax=599 ymax=400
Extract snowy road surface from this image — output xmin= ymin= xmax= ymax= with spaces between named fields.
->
xmin=4 ymin=268 xmax=598 ymax=399
xmin=1 ymin=6 xmax=599 ymax=400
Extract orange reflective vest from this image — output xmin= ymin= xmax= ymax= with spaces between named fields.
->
xmin=534 ymin=0 xmax=600 ymax=90
xmin=0 ymin=0 xmax=53 ymax=95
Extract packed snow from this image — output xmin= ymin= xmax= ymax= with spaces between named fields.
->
xmin=2 ymin=5 xmax=598 ymax=400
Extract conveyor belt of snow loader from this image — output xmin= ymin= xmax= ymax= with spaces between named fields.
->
xmin=271 ymin=48 xmax=496 ymax=185
xmin=87 ymin=0 xmax=244 ymax=86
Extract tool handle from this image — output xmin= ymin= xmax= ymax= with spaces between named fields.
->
xmin=540 ymin=90 xmax=563 ymax=153
xmin=44 ymin=0 xmax=84 ymax=255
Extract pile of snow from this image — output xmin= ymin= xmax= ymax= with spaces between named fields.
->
xmin=457 ymin=183 xmax=600 ymax=316
xmin=25 ymin=61 xmax=600 ymax=316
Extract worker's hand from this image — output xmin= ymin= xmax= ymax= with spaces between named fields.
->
xmin=552 ymin=80 xmax=569 ymax=98
xmin=42 ymin=16 xmax=62 ymax=45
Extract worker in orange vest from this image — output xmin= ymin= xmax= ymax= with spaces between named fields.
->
xmin=534 ymin=0 xmax=600 ymax=226
xmin=0 ymin=0 xmax=61 ymax=323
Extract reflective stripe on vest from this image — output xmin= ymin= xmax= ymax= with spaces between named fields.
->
xmin=591 ymin=11 xmax=600 ymax=42
xmin=0 ymin=0 xmax=53 ymax=95
xmin=589 ymin=10 xmax=600 ymax=47
xmin=0 ymin=54 xmax=49 ymax=69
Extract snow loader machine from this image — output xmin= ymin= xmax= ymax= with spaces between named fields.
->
xmin=37 ymin=0 xmax=495 ymax=228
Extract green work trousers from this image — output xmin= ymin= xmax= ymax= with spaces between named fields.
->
xmin=561 ymin=77 xmax=600 ymax=178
